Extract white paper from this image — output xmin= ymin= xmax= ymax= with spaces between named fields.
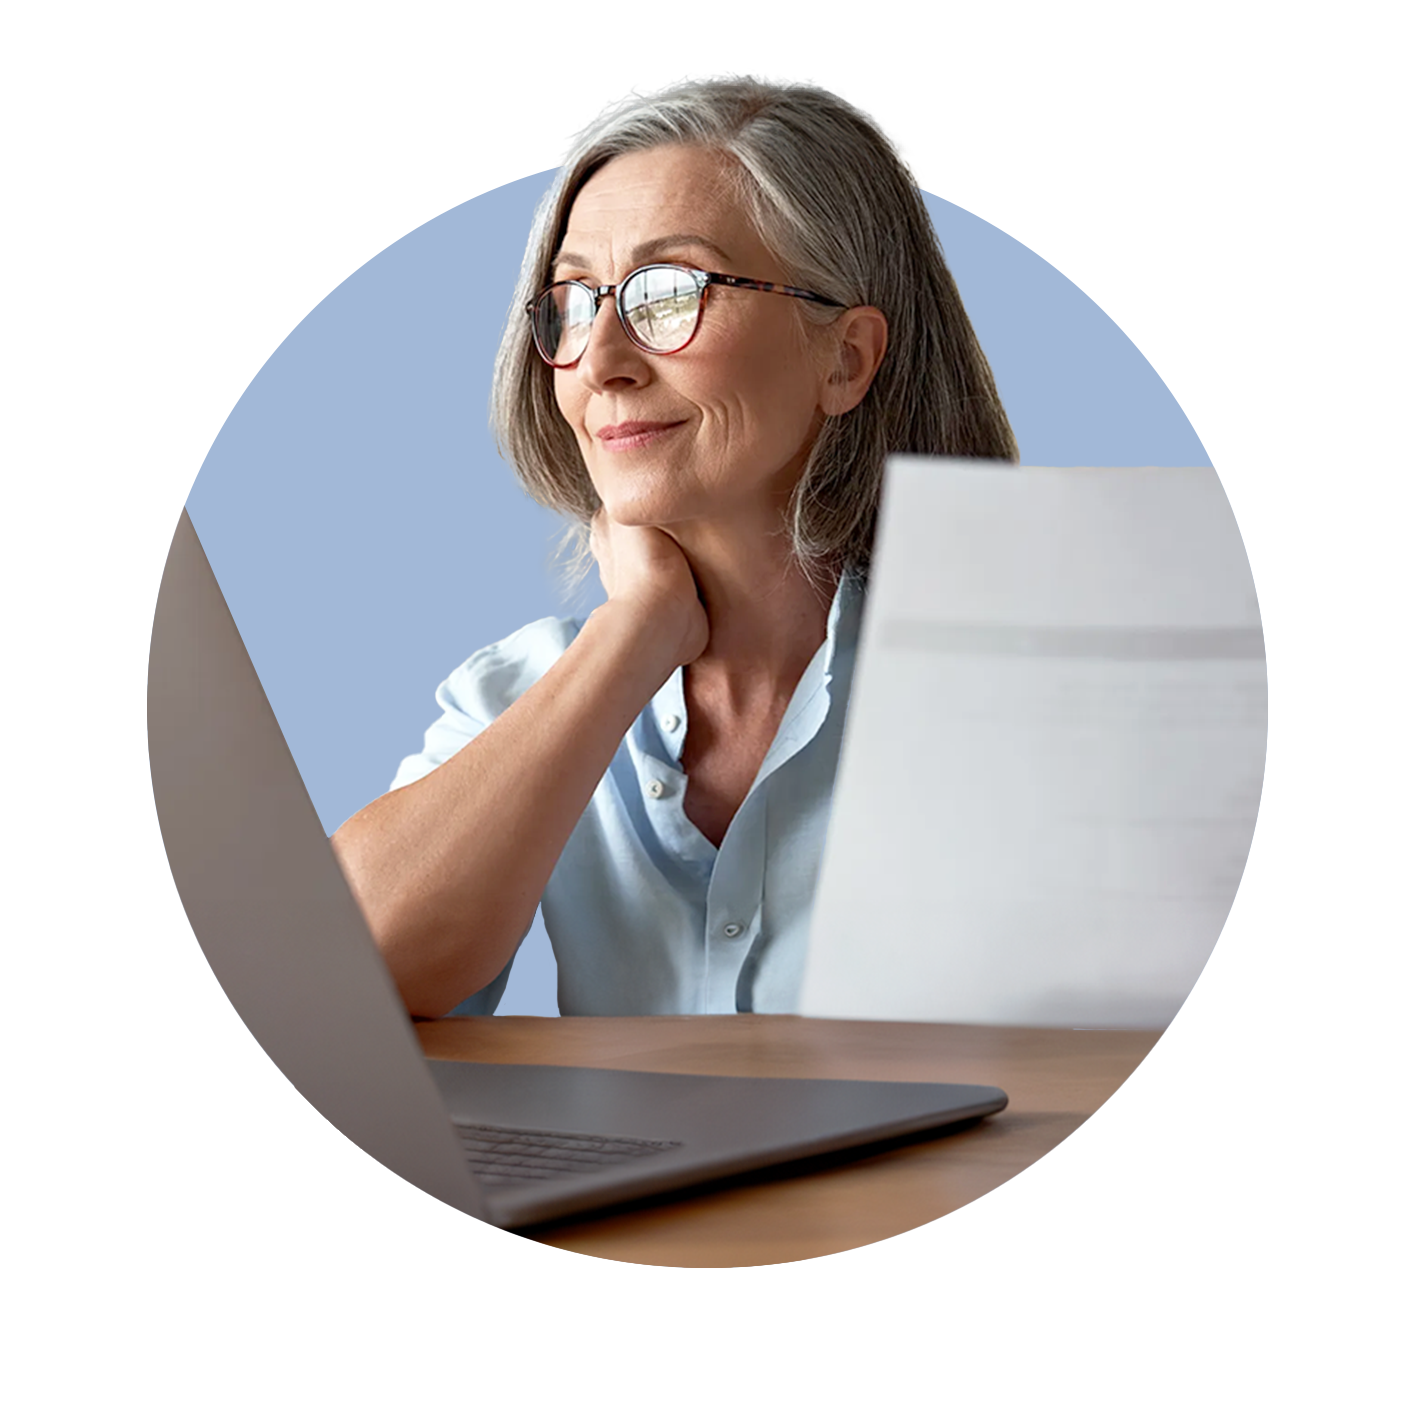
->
xmin=800 ymin=461 xmax=1267 ymax=1028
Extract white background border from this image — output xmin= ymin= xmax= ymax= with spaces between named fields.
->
xmin=2 ymin=2 xmax=1403 ymax=1403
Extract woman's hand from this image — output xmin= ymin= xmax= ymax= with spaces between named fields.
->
xmin=590 ymin=513 xmax=709 ymax=669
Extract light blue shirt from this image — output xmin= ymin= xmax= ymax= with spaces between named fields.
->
xmin=390 ymin=576 xmax=862 ymax=1016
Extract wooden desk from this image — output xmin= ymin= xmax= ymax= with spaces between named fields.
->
xmin=417 ymin=1014 xmax=1160 ymax=1267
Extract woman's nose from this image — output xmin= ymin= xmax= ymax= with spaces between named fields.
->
xmin=575 ymin=298 xmax=650 ymax=390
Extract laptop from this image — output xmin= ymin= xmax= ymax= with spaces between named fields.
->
xmin=148 ymin=506 xmax=1007 ymax=1231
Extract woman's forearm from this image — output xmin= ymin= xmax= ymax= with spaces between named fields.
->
xmin=331 ymin=601 xmax=682 ymax=1018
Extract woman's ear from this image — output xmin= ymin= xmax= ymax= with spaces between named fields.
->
xmin=821 ymin=306 xmax=889 ymax=416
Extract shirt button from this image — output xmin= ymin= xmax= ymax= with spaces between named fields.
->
xmin=645 ymin=779 xmax=666 ymax=799
xmin=722 ymin=922 xmax=743 ymax=939
xmin=661 ymin=713 xmax=681 ymax=733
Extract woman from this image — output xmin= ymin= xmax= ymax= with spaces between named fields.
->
xmin=331 ymin=77 xmax=1016 ymax=1019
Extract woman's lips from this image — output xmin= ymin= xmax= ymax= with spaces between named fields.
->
xmin=594 ymin=420 xmax=685 ymax=452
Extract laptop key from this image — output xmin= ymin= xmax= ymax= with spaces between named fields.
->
xmin=454 ymin=1122 xmax=682 ymax=1185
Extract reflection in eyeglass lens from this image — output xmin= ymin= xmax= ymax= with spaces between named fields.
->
xmin=536 ymin=285 xmax=593 ymax=365
xmin=624 ymin=267 xmax=699 ymax=352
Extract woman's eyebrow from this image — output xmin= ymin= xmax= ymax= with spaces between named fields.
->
xmin=551 ymin=249 xmax=592 ymax=274
xmin=551 ymin=233 xmax=735 ymax=276
xmin=630 ymin=234 xmax=735 ymax=265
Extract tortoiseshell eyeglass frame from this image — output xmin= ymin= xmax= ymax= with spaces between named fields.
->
xmin=526 ymin=262 xmax=846 ymax=368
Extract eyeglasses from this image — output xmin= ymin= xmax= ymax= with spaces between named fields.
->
xmin=527 ymin=263 xmax=845 ymax=368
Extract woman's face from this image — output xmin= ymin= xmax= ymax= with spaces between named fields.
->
xmin=551 ymin=145 xmax=838 ymax=536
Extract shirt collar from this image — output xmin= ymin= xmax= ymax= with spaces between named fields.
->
xmin=646 ymin=570 xmax=864 ymax=766
xmin=821 ymin=570 xmax=864 ymax=690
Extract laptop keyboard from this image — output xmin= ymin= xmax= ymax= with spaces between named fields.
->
xmin=455 ymin=1122 xmax=683 ymax=1185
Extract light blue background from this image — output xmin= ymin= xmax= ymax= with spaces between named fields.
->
xmin=149 ymin=146 xmax=1267 ymax=1273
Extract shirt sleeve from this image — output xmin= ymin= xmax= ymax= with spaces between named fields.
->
xmin=384 ymin=614 xmax=582 ymax=1015
xmin=389 ymin=615 xmax=582 ymax=790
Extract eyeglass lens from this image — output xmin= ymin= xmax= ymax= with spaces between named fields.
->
xmin=533 ymin=266 xmax=704 ymax=366
xmin=621 ymin=266 xmax=700 ymax=353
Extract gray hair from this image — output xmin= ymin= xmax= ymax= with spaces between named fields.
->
xmin=490 ymin=76 xmax=1017 ymax=581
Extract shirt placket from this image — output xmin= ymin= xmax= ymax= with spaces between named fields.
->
xmin=701 ymin=795 xmax=768 ymax=1012
xmin=636 ymin=670 xmax=716 ymax=869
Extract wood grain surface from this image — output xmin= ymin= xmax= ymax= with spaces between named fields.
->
xmin=417 ymin=1014 xmax=1160 ymax=1268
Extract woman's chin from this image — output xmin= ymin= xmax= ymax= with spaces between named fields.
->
xmin=596 ymin=492 xmax=698 ymax=531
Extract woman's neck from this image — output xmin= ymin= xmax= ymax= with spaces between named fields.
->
xmin=668 ymin=516 xmax=837 ymax=708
